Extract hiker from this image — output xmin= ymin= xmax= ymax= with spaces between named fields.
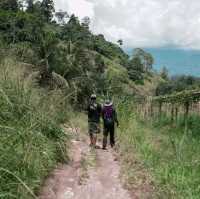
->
xmin=102 ymin=99 xmax=119 ymax=150
xmin=87 ymin=94 xmax=102 ymax=148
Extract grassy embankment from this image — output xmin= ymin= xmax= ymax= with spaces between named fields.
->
xmin=117 ymin=100 xmax=200 ymax=198
xmin=0 ymin=58 xmax=70 ymax=198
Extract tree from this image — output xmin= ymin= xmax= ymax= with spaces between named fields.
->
xmin=61 ymin=14 xmax=92 ymax=49
xmin=55 ymin=10 xmax=68 ymax=24
xmin=117 ymin=39 xmax=123 ymax=46
xmin=144 ymin=52 xmax=154 ymax=71
xmin=127 ymin=56 xmax=144 ymax=82
xmin=95 ymin=54 xmax=105 ymax=73
xmin=0 ymin=0 xmax=19 ymax=11
xmin=155 ymin=82 xmax=173 ymax=96
xmin=0 ymin=10 xmax=43 ymax=44
xmin=81 ymin=16 xmax=90 ymax=29
xmin=36 ymin=27 xmax=59 ymax=87
xmin=40 ymin=0 xmax=54 ymax=22
xmin=26 ymin=0 xmax=35 ymax=13
xmin=133 ymin=48 xmax=154 ymax=72
xmin=160 ymin=66 xmax=169 ymax=80
xmin=26 ymin=0 xmax=43 ymax=15
xmin=61 ymin=14 xmax=81 ymax=41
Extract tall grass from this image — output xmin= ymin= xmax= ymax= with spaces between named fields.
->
xmin=117 ymin=100 xmax=200 ymax=198
xmin=0 ymin=58 xmax=70 ymax=198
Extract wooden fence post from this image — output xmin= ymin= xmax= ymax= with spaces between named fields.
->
xmin=175 ymin=106 xmax=178 ymax=122
xmin=184 ymin=101 xmax=190 ymax=127
xmin=159 ymin=102 xmax=162 ymax=118
xmin=150 ymin=102 xmax=154 ymax=118
xmin=171 ymin=104 xmax=175 ymax=123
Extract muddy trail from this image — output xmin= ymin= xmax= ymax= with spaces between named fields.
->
xmin=39 ymin=127 xmax=151 ymax=199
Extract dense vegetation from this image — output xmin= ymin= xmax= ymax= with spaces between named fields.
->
xmin=0 ymin=0 xmax=159 ymax=104
xmin=129 ymin=73 xmax=200 ymax=198
xmin=0 ymin=59 xmax=69 ymax=198
xmin=0 ymin=0 xmax=199 ymax=198
xmin=156 ymin=74 xmax=200 ymax=96
xmin=0 ymin=0 xmax=159 ymax=198
xmin=118 ymin=99 xmax=200 ymax=198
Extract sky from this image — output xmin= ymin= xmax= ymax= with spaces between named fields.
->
xmin=54 ymin=0 xmax=200 ymax=76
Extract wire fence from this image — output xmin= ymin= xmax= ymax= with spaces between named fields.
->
xmin=135 ymin=89 xmax=200 ymax=125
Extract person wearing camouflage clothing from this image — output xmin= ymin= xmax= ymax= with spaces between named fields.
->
xmin=87 ymin=94 xmax=102 ymax=148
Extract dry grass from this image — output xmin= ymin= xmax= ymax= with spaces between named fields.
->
xmin=0 ymin=58 xmax=70 ymax=198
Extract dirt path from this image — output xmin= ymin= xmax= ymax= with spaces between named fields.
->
xmin=39 ymin=129 xmax=133 ymax=199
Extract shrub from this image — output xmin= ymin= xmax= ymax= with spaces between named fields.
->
xmin=0 ymin=58 xmax=70 ymax=198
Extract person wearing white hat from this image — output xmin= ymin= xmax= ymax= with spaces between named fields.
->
xmin=102 ymin=99 xmax=119 ymax=150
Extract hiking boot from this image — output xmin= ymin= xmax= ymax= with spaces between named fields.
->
xmin=111 ymin=144 xmax=115 ymax=148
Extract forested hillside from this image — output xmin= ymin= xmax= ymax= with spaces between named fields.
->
xmin=1 ymin=0 xmax=200 ymax=198
xmin=0 ymin=0 xmax=160 ymax=198
xmin=0 ymin=0 xmax=162 ymax=103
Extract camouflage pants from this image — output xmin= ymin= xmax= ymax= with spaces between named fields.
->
xmin=88 ymin=122 xmax=100 ymax=135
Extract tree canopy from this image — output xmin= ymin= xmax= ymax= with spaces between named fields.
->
xmin=0 ymin=0 xmax=158 ymax=105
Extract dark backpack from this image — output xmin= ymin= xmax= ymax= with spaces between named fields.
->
xmin=103 ymin=105 xmax=114 ymax=126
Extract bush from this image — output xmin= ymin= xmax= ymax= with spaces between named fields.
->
xmin=0 ymin=58 xmax=70 ymax=198
xmin=117 ymin=100 xmax=200 ymax=198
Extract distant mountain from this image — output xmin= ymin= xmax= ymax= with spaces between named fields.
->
xmin=126 ymin=48 xmax=200 ymax=77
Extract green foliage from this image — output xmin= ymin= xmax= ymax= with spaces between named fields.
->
xmin=0 ymin=0 xmax=161 ymax=197
xmin=26 ymin=0 xmax=35 ymax=13
xmin=81 ymin=16 xmax=90 ymax=29
xmin=0 ymin=10 xmax=43 ymax=43
xmin=38 ymin=25 xmax=58 ymax=59
xmin=106 ymin=65 xmax=129 ymax=95
xmin=26 ymin=0 xmax=44 ymax=17
xmin=0 ymin=58 xmax=70 ymax=198
xmin=156 ymin=75 xmax=200 ymax=96
xmin=55 ymin=10 xmax=68 ymax=24
xmin=0 ymin=0 xmax=19 ymax=12
xmin=117 ymin=39 xmax=123 ymax=46
xmin=40 ymin=0 xmax=55 ymax=22
xmin=127 ymin=56 xmax=144 ymax=82
xmin=126 ymin=48 xmax=155 ymax=83
xmin=153 ymin=89 xmax=200 ymax=104
xmin=9 ymin=42 xmax=39 ymax=63
xmin=93 ymin=34 xmax=128 ymax=64
xmin=118 ymin=100 xmax=200 ymax=198
xmin=48 ymin=41 xmax=74 ymax=77
xmin=0 ymin=0 xmax=155 ymax=102
xmin=160 ymin=66 xmax=169 ymax=80
xmin=61 ymin=15 xmax=91 ymax=47
xmin=133 ymin=48 xmax=154 ymax=72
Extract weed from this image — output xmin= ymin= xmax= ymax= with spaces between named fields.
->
xmin=0 ymin=59 xmax=70 ymax=198
xmin=117 ymin=100 xmax=200 ymax=198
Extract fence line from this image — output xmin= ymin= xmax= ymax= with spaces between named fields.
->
xmin=135 ymin=89 xmax=200 ymax=125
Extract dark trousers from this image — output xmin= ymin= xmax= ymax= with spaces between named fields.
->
xmin=103 ymin=124 xmax=115 ymax=148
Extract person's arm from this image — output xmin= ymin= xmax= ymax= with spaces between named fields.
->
xmin=101 ymin=105 xmax=104 ymax=120
xmin=87 ymin=104 xmax=91 ymax=118
xmin=98 ymin=104 xmax=103 ymax=122
xmin=114 ymin=108 xmax=119 ymax=126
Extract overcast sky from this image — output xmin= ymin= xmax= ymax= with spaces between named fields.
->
xmin=54 ymin=0 xmax=200 ymax=50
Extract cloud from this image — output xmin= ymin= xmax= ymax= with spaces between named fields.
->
xmin=54 ymin=0 xmax=200 ymax=49
xmin=54 ymin=0 xmax=94 ymax=19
